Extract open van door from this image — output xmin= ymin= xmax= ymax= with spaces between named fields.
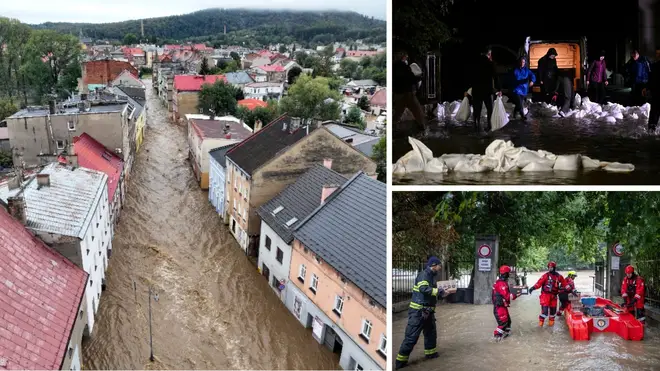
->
xmin=578 ymin=36 xmax=588 ymax=92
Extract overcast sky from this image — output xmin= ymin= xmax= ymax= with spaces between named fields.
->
xmin=2 ymin=0 xmax=385 ymax=24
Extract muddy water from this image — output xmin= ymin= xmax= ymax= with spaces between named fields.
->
xmin=393 ymin=270 xmax=660 ymax=371
xmin=393 ymin=112 xmax=660 ymax=185
xmin=81 ymin=82 xmax=338 ymax=370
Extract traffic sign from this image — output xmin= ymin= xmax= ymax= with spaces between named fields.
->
xmin=612 ymin=243 xmax=624 ymax=257
xmin=478 ymin=244 xmax=492 ymax=258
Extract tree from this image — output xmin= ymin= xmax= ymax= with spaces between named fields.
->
xmin=393 ymin=0 xmax=456 ymax=57
xmin=278 ymin=74 xmax=342 ymax=125
xmin=287 ymin=66 xmax=303 ymax=85
xmin=279 ymin=45 xmax=287 ymax=53
xmin=236 ymin=105 xmax=277 ymax=129
xmin=358 ymin=96 xmax=370 ymax=111
xmin=200 ymin=57 xmax=211 ymax=75
xmin=0 ymin=98 xmax=18 ymax=121
xmin=230 ymin=51 xmax=241 ymax=64
xmin=345 ymin=105 xmax=365 ymax=130
xmin=371 ymin=136 xmax=386 ymax=182
xmin=197 ymin=80 xmax=240 ymax=116
xmin=123 ymin=33 xmax=137 ymax=45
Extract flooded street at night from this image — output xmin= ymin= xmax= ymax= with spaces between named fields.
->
xmin=393 ymin=270 xmax=660 ymax=371
xmin=393 ymin=109 xmax=660 ymax=185
xmin=81 ymin=81 xmax=338 ymax=370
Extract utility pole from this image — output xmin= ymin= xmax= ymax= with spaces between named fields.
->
xmin=148 ymin=286 xmax=156 ymax=362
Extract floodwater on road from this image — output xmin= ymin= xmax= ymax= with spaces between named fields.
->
xmin=393 ymin=270 xmax=660 ymax=371
xmin=81 ymin=82 xmax=338 ymax=370
xmin=392 ymin=111 xmax=660 ymax=185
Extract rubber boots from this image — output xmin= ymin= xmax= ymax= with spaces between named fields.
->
xmin=548 ymin=318 xmax=555 ymax=326
xmin=538 ymin=319 xmax=544 ymax=327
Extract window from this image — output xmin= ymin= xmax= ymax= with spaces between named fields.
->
xmin=310 ymin=274 xmax=318 ymax=294
xmin=56 ymin=140 xmax=65 ymax=149
xmin=79 ymin=310 xmax=83 ymax=319
xmin=90 ymin=280 xmax=93 ymax=286
xmin=285 ymin=217 xmax=298 ymax=227
xmin=298 ymin=264 xmax=306 ymax=283
xmin=68 ymin=121 xmax=75 ymax=131
xmin=360 ymin=319 xmax=372 ymax=343
xmin=354 ymin=364 xmax=363 ymax=371
xmin=265 ymin=236 xmax=271 ymax=251
xmin=68 ymin=347 xmax=73 ymax=358
xmin=276 ymin=248 xmax=283 ymax=264
xmin=86 ymin=249 xmax=90 ymax=255
xmin=377 ymin=334 xmax=387 ymax=358
xmin=333 ymin=295 xmax=343 ymax=316
xmin=272 ymin=206 xmax=283 ymax=215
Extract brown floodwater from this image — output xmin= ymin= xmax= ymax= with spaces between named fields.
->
xmin=81 ymin=81 xmax=338 ymax=370
xmin=393 ymin=270 xmax=660 ymax=371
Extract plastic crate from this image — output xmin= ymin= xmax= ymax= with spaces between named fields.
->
xmin=581 ymin=297 xmax=596 ymax=307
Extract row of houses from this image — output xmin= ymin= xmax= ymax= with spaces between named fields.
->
xmin=0 ymin=123 xmax=136 ymax=369
xmin=187 ymin=112 xmax=386 ymax=370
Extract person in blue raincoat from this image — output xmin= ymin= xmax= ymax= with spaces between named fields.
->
xmin=511 ymin=56 xmax=536 ymax=120
xmin=395 ymin=256 xmax=446 ymax=369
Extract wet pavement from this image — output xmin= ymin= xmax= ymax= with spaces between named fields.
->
xmin=393 ymin=270 xmax=660 ymax=371
xmin=393 ymin=112 xmax=660 ymax=185
xmin=81 ymin=81 xmax=338 ymax=370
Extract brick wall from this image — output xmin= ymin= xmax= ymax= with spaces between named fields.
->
xmin=83 ymin=60 xmax=139 ymax=86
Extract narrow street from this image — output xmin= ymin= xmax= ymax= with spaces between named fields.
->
xmin=81 ymin=81 xmax=338 ymax=370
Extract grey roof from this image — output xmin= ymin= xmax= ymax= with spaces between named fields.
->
xmin=348 ymin=79 xmax=379 ymax=87
xmin=9 ymin=104 xmax=125 ymax=119
xmin=258 ymin=165 xmax=348 ymax=244
xmin=353 ymin=137 xmax=380 ymax=157
xmin=293 ymin=172 xmax=386 ymax=307
xmin=114 ymin=86 xmax=146 ymax=104
xmin=209 ymin=143 xmax=236 ymax=168
xmin=324 ymin=123 xmax=380 ymax=157
xmin=224 ymin=72 xmax=252 ymax=83
xmin=0 ymin=163 xmax=107 ymax=238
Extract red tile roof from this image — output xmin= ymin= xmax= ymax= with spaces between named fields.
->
xmin=123 ymin=47 xmax=144 ymax=56
xmin=238 ymin=99 xmax=268 ymax=110
xmin=174 ymin=75 xmax=227 ymax=91
xmin=73 ymin=133 xmax=124 ymax=201
xmin=257 ymin=65 xmax=285 ymax=72
xmin=369 ymin=88 xmax=387 ymax=108
xmin=193 ymin=44 xmax=212 ymax=51
xmin=346 ymin=50 xmax=381 ymax=57
xmin=0 ymin=208 xmax=87 ymax=370
xmin=258 ymin=50 xmax=275 ymax=58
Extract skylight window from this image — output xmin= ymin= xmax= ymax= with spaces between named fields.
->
xmin=285 ymin=217 xmax=298 ymax=227
xmin=272 ymin=206 xmax=284 ymax=215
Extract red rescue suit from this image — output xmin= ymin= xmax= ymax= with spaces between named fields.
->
xmin=532 ymin=271 xmax=565 ymax=324
xmin=558 ymin=277 xmax=577 ymax=314
xmin=492 ymin=278 xmax=517 ymax=337
xmin=622 ymin=274 xmax=645 ymax=309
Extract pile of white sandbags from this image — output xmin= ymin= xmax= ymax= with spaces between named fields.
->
xmin=393 ymin=137 xmax=635 ymax=175
xmin=434 ymin=93 xmax=651 ymax=124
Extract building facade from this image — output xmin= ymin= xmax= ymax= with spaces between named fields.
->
xmin=208 ymin=144 xmax=235 ymax=219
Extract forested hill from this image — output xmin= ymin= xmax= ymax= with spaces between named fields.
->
xmin=31 ymin=8 xmax=386 ymax=45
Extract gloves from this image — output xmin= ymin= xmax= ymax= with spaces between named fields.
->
xmin=528 ymin=287 xmax=535 ymax=294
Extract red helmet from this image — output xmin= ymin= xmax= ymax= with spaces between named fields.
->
xmin=625 ymin=265 xmax=635 ymax=274
xmin=548 ymin=261 xmax=557 ymax=268
xmin=499 ymin=265 xmax=512 ymax=274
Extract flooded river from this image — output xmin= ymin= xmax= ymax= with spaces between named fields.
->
xmin=81 ymin=82 xmax=338 ymax=370
xmin=393 ymin=112 xmax=660 ymax=185
xmin=393 ymin=270 xmax=660 ymax=371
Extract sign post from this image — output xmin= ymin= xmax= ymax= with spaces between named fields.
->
xmin=473 ymin=235 xmax=499 ymax=305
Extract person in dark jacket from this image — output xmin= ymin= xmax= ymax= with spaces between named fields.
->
xmin=393 ymin=49 xmax=426 ymax=129
xmin=395 ymin=256 xmax=446 ymax=369
xmin=511 ymin=56 xmax=536 ymax=120
xmin=626 ymin=49 xmax=652 ymax=106
xmin=548 ymin=70 xmax=574 ymax=117
xmin=587 ymin=50 xmax=609 ymax=104
xmin=538 ymin=48 xmax=559 ymax=103
xmin=470 ymin=47 xmax=502 ymax=131
xmin=649 ymin=48 xmax=660 ymax=131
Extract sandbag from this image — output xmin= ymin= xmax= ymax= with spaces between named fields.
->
xmin=440 ymin=154 xmax=469 ymax=170
xmin=491 ymin=96 xmax=509 ymax=130
xmin=603 ymin=162 xmax=635 ymax=173
xmin=553 ymin=155 xmax=582 ymax=171
xmin=424 ymin=158 xmax=448 ymax=173
xmin=392 ymin=137 xmax=435 ymax=173
xmin=581 ymin=156 xmax=602 ymax=169
xmin=410 ymin=63 xmax=423 ymax=77
xmin=522 ymin=162 xmax=554 ymax=172
xmin=454 ymin=158 xmax=490 ymax=172
xmin=456 ymin=97 xmax=471 ymax=122
xmin=574 ymin=93 xmax=582 ymax=109
xmin=435 ymin=104 xmax=445 ymax=120
xmin=515 ymin=151 xmax=556 ymax=168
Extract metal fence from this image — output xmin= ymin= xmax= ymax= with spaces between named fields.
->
xmin=635 ymin=259 xmax=660 ymax=309
xmin=392 ymin=258 xmax=425 ymax=305
xmin=594 ymin=260 xmax=607 ymax=297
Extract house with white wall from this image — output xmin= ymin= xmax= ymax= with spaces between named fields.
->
xmin=1 ymin=163 xmax=112 ymax=337
xmin=243 ymin=82 xmax=284 ymax=100
xmin=256 ymin=164 xmax=347 ymax=302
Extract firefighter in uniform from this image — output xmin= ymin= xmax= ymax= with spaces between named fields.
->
xmin=395 ymin=256 xmax=445 ymax=369
xmin=621 ymin=265 xmax=646 ymax=324
xmin=557 ymin=271 xmax=580 ymax=316
xmin=529 ymin=261 xmax=565 ymax=327
xmin=492 ymin=265 xmax=521 ymax=341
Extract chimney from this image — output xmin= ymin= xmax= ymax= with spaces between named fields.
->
xmin=321 ymin=184 xmax=339 ymax=204
xmin=254 ymin=119 xmax=262 ymax=132
xmin=36 ymin=174 xmax=50 ymax=187
xmin=48 ymin=100 xmax=55 ymax=115
xmin=7 ymin=195 xmax=27 ymax=225
xmin=290 ymin=117 xmax=301 ymax=132
xmin=225 ymin=133 xmax=232 ymax=139
xmin=323 ymin=158 xmax=332 ymax=169
xmin=77 ymin=102 xmax=85 ymax=112
xmin=369 ymin=174 xmax=378 ymax=180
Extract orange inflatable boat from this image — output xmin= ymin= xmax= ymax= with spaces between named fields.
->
xmin=564 ymin=296 xmax=644 ymax=341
